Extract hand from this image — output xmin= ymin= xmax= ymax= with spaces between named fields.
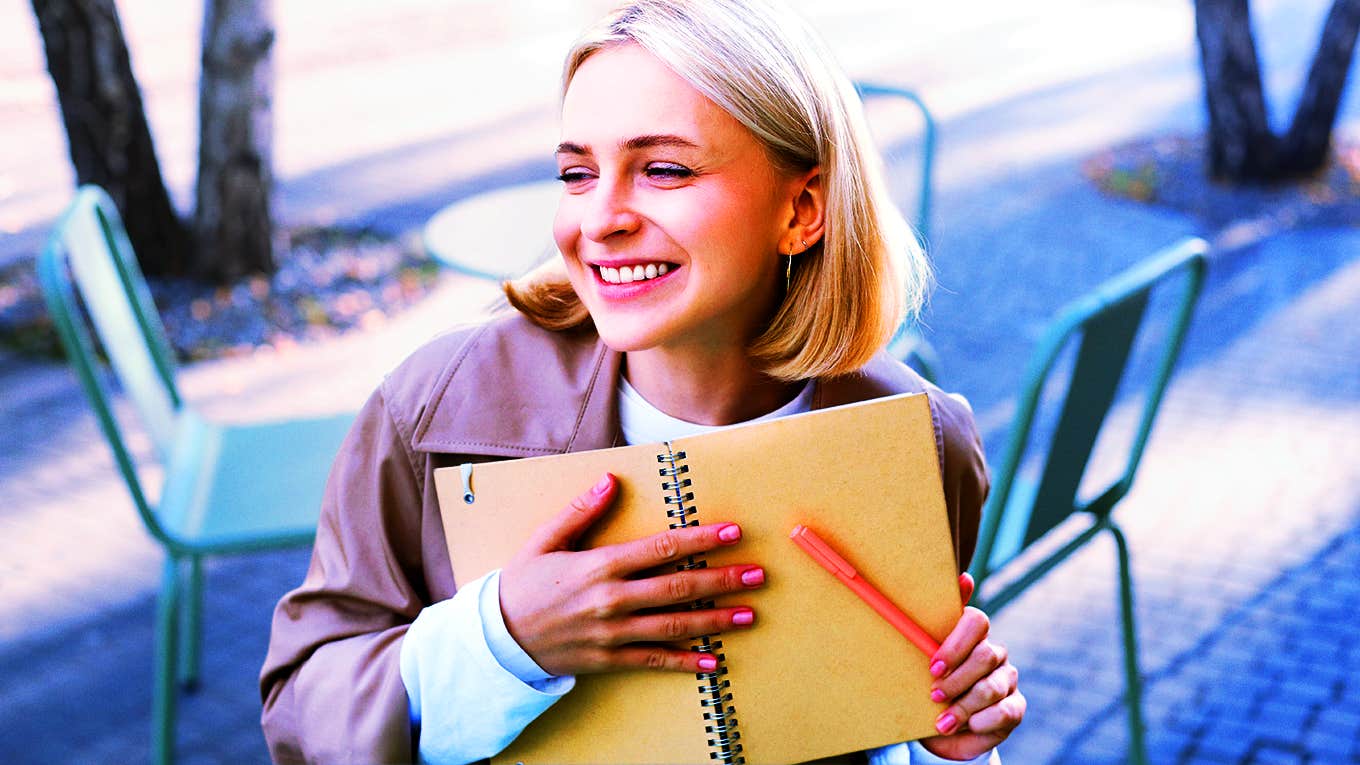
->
xmin=498 ymin=472 xmax=765 ymax=677
xmin=917 ymin=573 xmax=1026 ymax=761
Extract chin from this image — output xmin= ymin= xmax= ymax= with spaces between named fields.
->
xmin=589 ymin=318 xmax=670 ymax=354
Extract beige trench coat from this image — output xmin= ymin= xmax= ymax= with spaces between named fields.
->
xmin=260 ymin=312 xmax=990 ymax=764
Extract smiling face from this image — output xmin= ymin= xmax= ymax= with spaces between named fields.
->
xmin=553 ymin=43 xmax=804 ymax=356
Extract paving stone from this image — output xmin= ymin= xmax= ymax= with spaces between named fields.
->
xmin=1245 ymin=740 xmax=1309 ymax=765
xmin=1192 ymin=720 xmax=1258 ymax=763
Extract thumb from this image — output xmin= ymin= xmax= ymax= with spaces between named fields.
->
xmin=958 ymin=572 xmax=975 ymax=605
xmin=524 ymin=473 xmax=618 ymax=554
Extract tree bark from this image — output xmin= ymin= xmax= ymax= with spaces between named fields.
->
xmin=30 ymin=0 xmax=189 ymax=275
xmin=1280 ymin=0 xmax=1360 ymax=174
xmin=1194 ymin=0 xmax=1278 ymax=180
xmin=194 ymin=0 xmax=275 ymax=282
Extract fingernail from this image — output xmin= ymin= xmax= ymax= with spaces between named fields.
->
xmin=930 ymin=688 xmax=946 ymax=703
xmin=930 ymin=660 xmax=947 ymax=678
xmin=732 ymin=608 xmax=755 ymax=626
xmin=936 ymin=712 xmax=957 ymax=735
xmin=698 ymin=655 xmax=718 ymax=671
xmin=593 ymin=474 xmax=612 ymax=495
xmin=717 ymin=523 xmax=741 ymax=543
xmin=740 ymin=567 xmax=765 ymax=586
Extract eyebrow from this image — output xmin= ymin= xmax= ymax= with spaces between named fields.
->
xmin=555 ymin=134 xmax=702 ymax=156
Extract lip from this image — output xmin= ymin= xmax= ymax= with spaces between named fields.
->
xmin=591 ymin=262 xmax=680 ymax=297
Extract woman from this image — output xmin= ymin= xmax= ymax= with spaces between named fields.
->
xmin=261 ymin=1 xmax=1024 ymax=762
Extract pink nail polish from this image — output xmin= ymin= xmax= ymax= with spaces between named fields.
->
xmin=698 ymin=656 xmax=718 ymax=671
xmin=930 ymin=660 xmax=947 ymax=678
xmin=593 ymin=474 xmax=612 ymax=494
xmin=717 ymin=523 xmax=741 ymax=543
xmin=930 ymin=689 xmax=946 ymax=703
xmin=936 ymin=712 xmax=957 ymax=735
xmin=732 ymin=609 xmax=755 ymax=626
xmin=740 ymin=567 xmax=765 ymax=586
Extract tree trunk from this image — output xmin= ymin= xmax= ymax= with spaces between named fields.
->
xmin=1279 ymin=0 xmax=1360 ymax=174
xmin=30 ymin=0 xmax=189 ymax=276
xmin=1194 ymin=0 xmax=1278 ymax=180
xmin=194 ymin=0 xmax=275 ymax=282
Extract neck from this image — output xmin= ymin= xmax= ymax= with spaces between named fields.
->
xmin=623 ymin=344 xmax=802 ymax=426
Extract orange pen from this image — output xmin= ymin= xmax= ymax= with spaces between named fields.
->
xmin=789 ymin=524 xmax=941 ymax=658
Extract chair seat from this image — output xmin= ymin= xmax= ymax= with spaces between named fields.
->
xmin=157 ymin=409 xmax=354 ymax=553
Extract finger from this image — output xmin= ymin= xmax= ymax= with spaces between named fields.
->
xmin=524 ymin=473 xmax=618 ymax=554
xmin=613 ymin=565 xmax=765 ymax=611
xmin=939 ymin=662 xmax=1019 ymax=728
xmin=955 ymin=689 xmax=1027 ymax=738
xmin=611 ymin=606 xmax=755 ymax=645
xmin=934 ymin=638 xmax=1009 ymax=701
xmin=918 ymin=730 xmax=1009 ymax=760
xmin=929 ymin=606 xmax=989 ymax=680
xmin=958 ymin=572 xmax=975 ymax=604
xmin=603 ymin=521 xmax=742 ymax=576
xmin=610 ymin=644 xmax=731 ymax=674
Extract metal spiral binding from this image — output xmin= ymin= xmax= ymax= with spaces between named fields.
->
xmin=656 ymin=443 xmax=744 ymax=764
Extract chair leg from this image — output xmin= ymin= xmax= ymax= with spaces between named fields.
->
xmin=177 ymin=556 xmax=203 ymax=692
xmin=1109 ymin=523 xmax=1148 ymax=765
xmin=153 ymin=557 xmax=181 ymax=765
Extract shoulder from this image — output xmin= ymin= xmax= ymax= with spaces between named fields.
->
xmin=377 ymin=311 xmax=617 ymax=457
xmin=824 ymin=352 xmax=989 ymax=569
xmin=821 ymin=352 xmax=984 ymax=462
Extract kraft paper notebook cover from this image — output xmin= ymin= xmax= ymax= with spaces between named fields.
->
xmin=434 ymin=392 xmax=962 ymax=765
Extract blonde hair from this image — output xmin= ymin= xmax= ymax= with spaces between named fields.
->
xmin=504 ymin=0 xmax=929 ymax=381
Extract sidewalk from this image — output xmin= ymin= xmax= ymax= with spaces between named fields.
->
xmin=2 ymin=1 xmax=1358 ymax=763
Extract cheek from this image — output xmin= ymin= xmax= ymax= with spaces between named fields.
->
xmin=552 ymin=201 xmax=577 ymax=257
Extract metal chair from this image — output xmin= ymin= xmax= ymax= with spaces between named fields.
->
xmin=857 ymin=82 xmax=941 ymax=383
xmin=968 ymin=237 xmax=1209 ymax=765
xmin=37 ymin=185 xmax=355 ymax=765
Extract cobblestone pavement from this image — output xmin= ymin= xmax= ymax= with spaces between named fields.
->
xmin=2 ymin=1 xmax=1359 ymax=763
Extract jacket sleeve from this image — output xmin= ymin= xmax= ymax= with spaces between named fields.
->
xmin=260 ymin=386 xmax=427 ymax=764
xmin=928 ymin=390 xmax=991 ymax=574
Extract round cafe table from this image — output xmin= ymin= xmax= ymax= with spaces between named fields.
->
xmin=421 ymin=179 xmax=562 ymax=281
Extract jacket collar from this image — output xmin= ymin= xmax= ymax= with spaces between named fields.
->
xmin=409 ymin=316 xmax=924 ymax=457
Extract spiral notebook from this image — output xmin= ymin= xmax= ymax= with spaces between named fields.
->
xmin=434 ymin=392 xmax=963 ymax=765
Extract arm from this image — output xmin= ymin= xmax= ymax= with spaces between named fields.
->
xmin=259 ymin=388 xmax=428 ymax=764
xmin=398 ymin=569 xmax=574 ymax=763
xmin=916 ymin=392 xmax=1025 ymax=760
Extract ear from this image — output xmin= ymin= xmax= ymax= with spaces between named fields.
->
xmin=783 ymin=166 xmax=825 ymax=255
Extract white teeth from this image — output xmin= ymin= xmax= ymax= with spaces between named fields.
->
xmin=597 ymin=262 xmax=673 ymax=284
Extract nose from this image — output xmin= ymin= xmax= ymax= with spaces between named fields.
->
xmin=579 ymin=175 xmax=641 ymax=243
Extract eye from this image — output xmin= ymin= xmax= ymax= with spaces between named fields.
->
xmin=644 ymin=163 xmax=694 ymax=181
xmin=556 ymin=167 xmax=596 ymax=185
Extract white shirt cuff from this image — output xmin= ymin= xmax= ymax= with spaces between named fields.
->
xmin=399 ymin=570 xmax=575 ymax=764
xmin=479 ymin=569 xmax=557 ymax=685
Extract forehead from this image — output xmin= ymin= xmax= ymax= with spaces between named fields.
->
xmin=560 ymin=43 xmax=746 ymax=148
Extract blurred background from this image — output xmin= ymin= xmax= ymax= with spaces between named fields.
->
xmin=1 ymin=0 xmax=1358 ymax=763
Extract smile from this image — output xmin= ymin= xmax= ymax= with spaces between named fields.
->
xmin=594 ymin=262 xmax=675 ymax=284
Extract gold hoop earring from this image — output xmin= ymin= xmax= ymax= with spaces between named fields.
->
xmin=785 ymin=242 xmax=794 ymax=292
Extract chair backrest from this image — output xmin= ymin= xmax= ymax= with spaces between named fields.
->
xmin=970 ymin=237 xmax=1208 ymax=585
xmin=886 ymin=321 xmax=942 ymax=385
xmin=855 ymin=82 xmax=941 ymax=381
xmin=38 ymin=186 xmax=184 ymax=532
xmin=855 ymin=82 xmax=936 ymax=243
